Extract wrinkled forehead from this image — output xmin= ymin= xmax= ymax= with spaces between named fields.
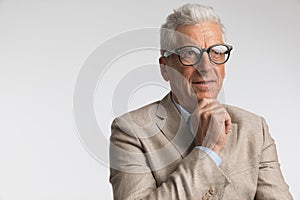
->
xmin=173 ymin=31 xmax=199 ymax=48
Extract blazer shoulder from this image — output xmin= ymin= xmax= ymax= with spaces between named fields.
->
xmin=117 ymin=100 xmax=160 ymax=121
xmin=224 ymin=104 xmax=264 ymax=125
xmin=224 ymin=105 xmax=271 ymax=145
xmin=111 ymin=100 xmax=161 ymax=135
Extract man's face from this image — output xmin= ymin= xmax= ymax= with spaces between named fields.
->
xmin=160 ymin=21 xmax=226 ymax=112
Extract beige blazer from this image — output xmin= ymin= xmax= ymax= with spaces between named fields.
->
xmin=110 ymin=93 xmax=293 ymax=200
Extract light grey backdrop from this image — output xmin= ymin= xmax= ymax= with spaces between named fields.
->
xmin=0 ymin=0 xmax=299 ymax=199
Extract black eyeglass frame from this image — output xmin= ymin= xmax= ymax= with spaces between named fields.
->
xmin=163 ymin=44 xmax=233 ymax=66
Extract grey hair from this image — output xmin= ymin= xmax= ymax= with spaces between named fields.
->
xmin=160 ymin=3 xmax=226 ymax=55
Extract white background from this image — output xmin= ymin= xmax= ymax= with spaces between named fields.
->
xmin=0 ymin=0 xmax=299 ymax=199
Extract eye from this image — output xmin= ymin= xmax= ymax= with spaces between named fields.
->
xmin=185 ymin=50 xmax=196 ymax=57
xmin=181 ymin=47 xmax=200 ymax=58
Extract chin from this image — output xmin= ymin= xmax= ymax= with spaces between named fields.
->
xmin=196 ymin=92 xmax=217 ymax=101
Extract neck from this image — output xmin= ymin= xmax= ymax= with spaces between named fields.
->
xmin=171 ymin=92 xmax=195 ymax=114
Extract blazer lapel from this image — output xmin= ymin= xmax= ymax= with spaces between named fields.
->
xmin=155 ymin=93 xmax=195 ymax=158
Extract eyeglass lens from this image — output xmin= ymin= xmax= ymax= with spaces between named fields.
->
xmin=179 ymin=45 xmax=230 ymax=65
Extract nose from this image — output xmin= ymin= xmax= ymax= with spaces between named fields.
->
xmin=194 ymin=52 xmax=212 ymax=76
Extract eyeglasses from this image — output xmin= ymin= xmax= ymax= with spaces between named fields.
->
xmin=163 ymin=44 xmax=233 ymax=66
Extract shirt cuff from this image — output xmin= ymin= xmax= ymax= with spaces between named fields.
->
xmin=195 ymin=146 xmax=222 ymax=166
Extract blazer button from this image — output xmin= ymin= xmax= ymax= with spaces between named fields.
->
xmin=208 ymin=186 xmax=217 ymax=195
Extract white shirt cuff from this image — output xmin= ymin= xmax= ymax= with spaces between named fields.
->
xmin=195 ymin=146 xmax=222 ymax=166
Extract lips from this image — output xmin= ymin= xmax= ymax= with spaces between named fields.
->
xmin=192 ymin=80 xmax=215 ymax=85
xmin=191 ymin=80 xmax=216 ymax=92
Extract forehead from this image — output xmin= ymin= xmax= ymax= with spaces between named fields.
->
xmin=173 ymin=21 xmax=224 ymax=48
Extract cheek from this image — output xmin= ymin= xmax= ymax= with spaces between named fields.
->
xmin=166 ymin=56 xmax=201 ymax=82
xmin=218 ymin=65 xmax=225 ymax=79
xmin=167 ymin=58 xmax=194 ymax=80
xmin=181 ymin=68 xmax=195 ymax=80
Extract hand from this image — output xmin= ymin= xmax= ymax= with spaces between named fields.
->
xmin=190 ymin=99 xmax=231 ymax=155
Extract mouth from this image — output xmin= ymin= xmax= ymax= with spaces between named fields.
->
xmin=191 ymin=80 xmax=216 ymax=92
xmin=192 ymin=80 xmax=215 ymax=85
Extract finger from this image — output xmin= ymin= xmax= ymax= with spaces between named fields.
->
xmin=206 ymin=107 xmax=231 ymax=135
xmin=199 ymin=105 xmax=226 ymax=120
xmin=191 ymin=104 xmax=226 ymax=132
xmin=196 ymin=100 xmax=222 ymax=115
xmin=197 ymin=98 xmax=218 ymax=109
xmin=225 ymin=112 xmax=231 ymax=134
xmin=202 ymin=114 xmax=226 ymax=148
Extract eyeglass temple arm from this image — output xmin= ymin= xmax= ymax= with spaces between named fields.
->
xmin=163 ymin=50 xmax=176 ymax=58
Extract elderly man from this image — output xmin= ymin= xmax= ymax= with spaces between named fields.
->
xmin=109 ymin=3 xmax=293 ymax=200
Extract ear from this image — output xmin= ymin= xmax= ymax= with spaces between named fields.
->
xmin=159 ymin=56 xmax=170 ymax=81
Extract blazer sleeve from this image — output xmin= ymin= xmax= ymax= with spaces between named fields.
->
xmin=109 ymin=119 xmax=231 ymax=200
xmin=255 ymin=118 xmax=293 ymax=199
